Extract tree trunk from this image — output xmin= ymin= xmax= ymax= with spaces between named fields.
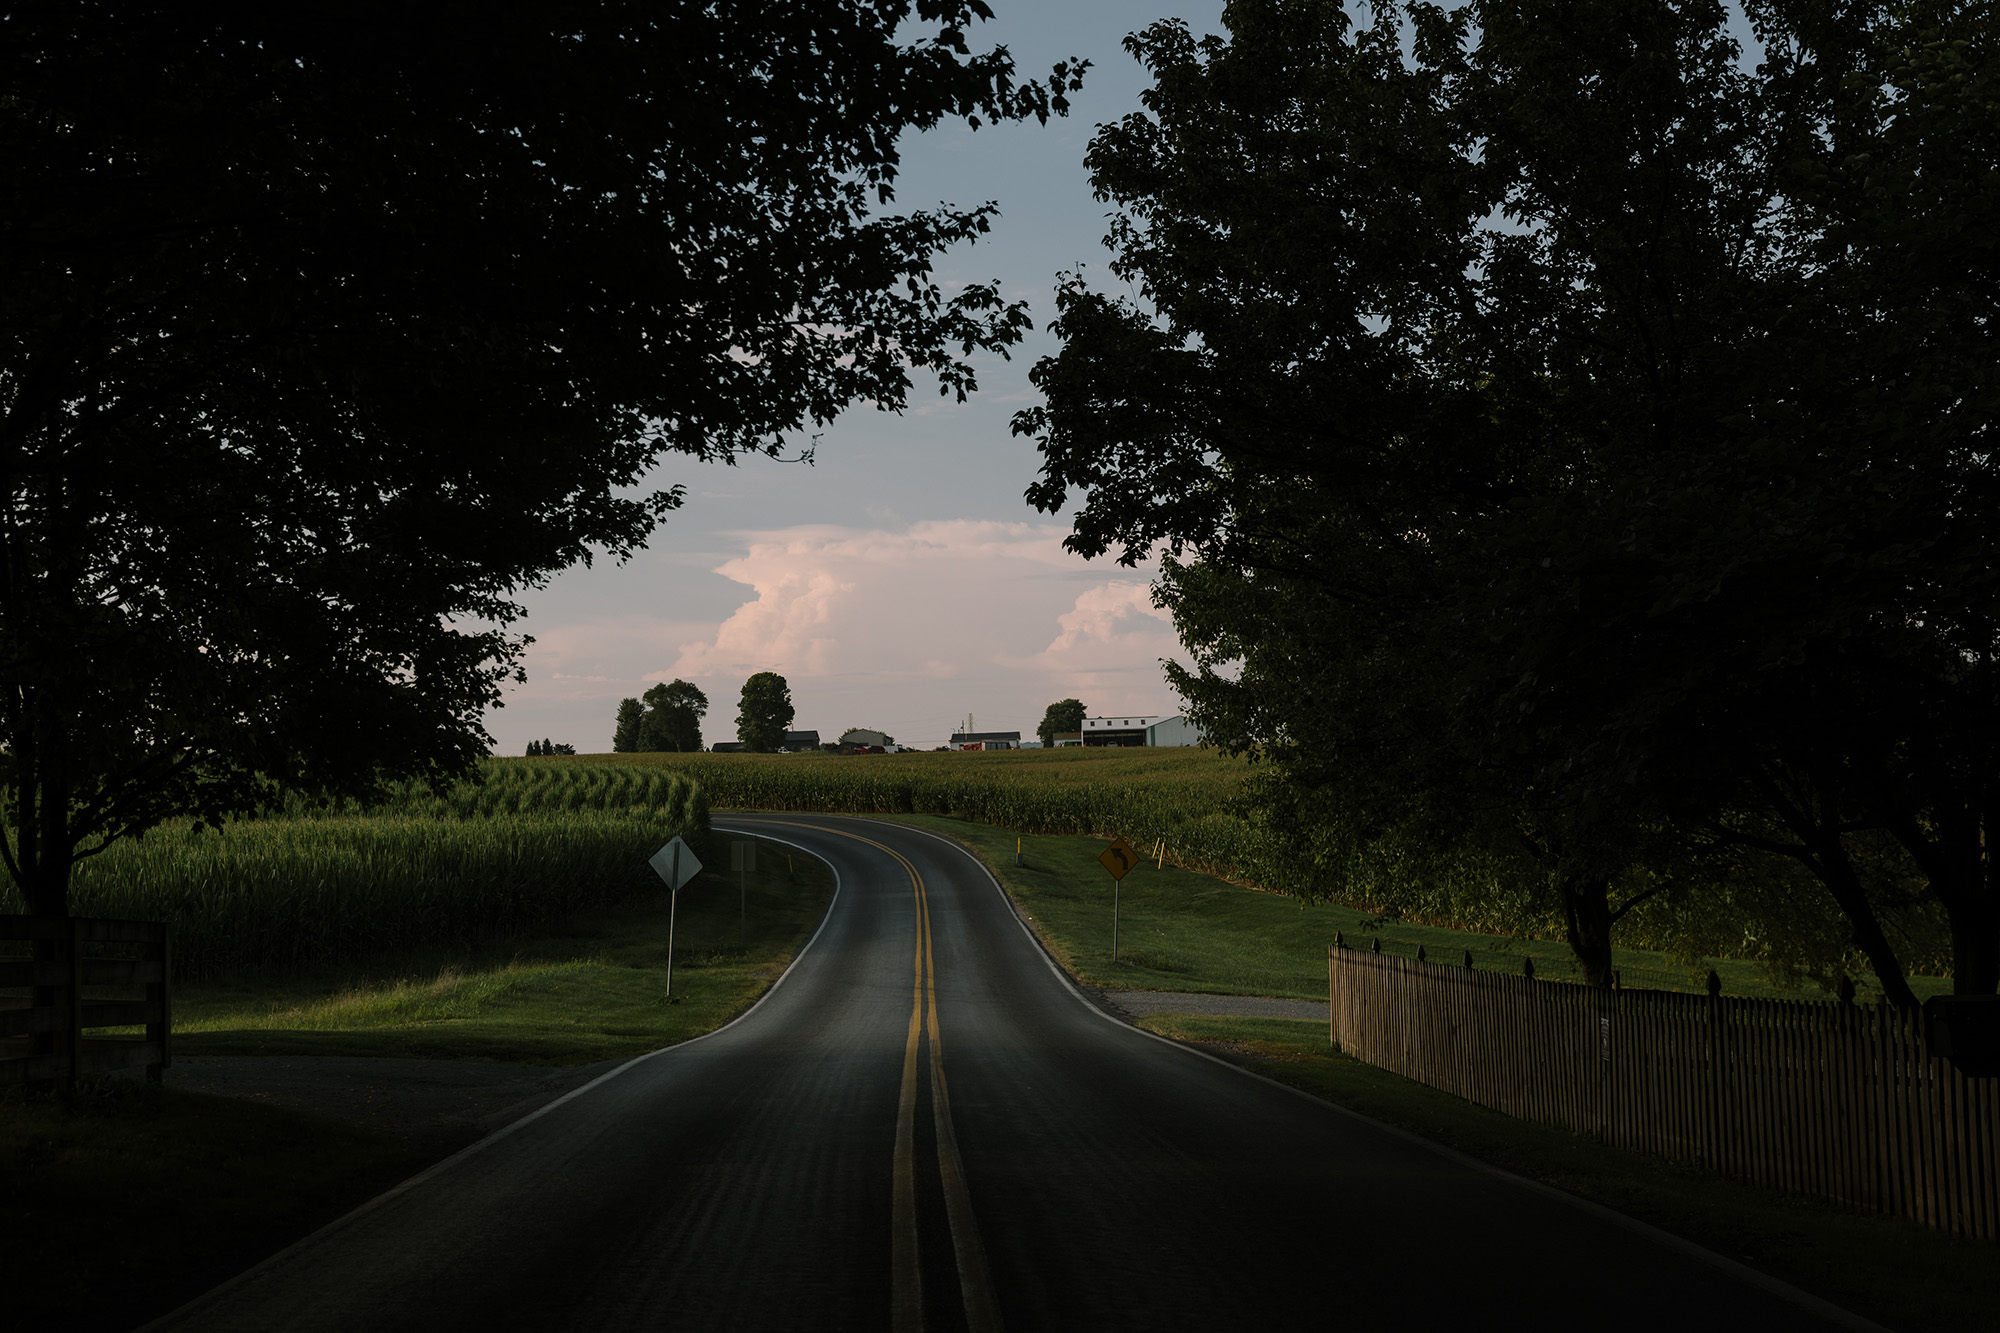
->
xmin=1810 ymin=848 xmax=1924 ymax=1012
xmin=1875 ymin=805 xmax=1999 ymax=997
xmin=1558 ymin=873 xmax=1616 ymax=989
xmin=1949 ymin=900 xmax=1999 ymax=995
xmin=1750 ymin=767 xmax=1923 ymax=1012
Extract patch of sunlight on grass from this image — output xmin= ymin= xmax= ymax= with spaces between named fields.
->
xmin=173 ymin=959 xmax=605 ymax=1033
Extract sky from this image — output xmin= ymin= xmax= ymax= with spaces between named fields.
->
xmin=491 ymin=1 xmax=1230 ymax=755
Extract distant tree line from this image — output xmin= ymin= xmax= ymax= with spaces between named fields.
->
xmin=611 ymin=672 xmax=798 ymax=754
xmin=613 ymin=681 xmax=708 ymax=753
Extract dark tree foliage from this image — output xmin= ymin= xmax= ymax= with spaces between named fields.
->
xmin=0 ymin=1 xmax=1084 ymax=916
xmin=1037 ymin=698 xmax=1086 ymax=746
xmin=640 ymin=679 xmax=709 ymax=753
xmin=737 ymin=673 xmax=796 ymax=753
xmin=1017 ymin=0 xmax=1998 ymax=997
xmin=612 ymin=699 xmax=646 ymax=754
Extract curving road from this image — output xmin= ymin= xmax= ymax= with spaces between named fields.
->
xmin=151 ymin=815 xmax=1878 ymax=1332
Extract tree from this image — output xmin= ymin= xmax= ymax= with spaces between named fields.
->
xmin=1017 ymin=0 xmax=1999 ymax=996
xmin=1 ymin=4 xmax=1085 ymax=919
xmin=640 ymin=680 xmax=708 ymax=753
xmin=1037 ymin=699 xmax=1086 ymax=747
xmin=612 ymin=699 xmax=646 ymax=754
xmin=737 ymin=673 xmax=795 ymax=753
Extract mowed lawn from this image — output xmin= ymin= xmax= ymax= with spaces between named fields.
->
xmin=879 ymin=814 xmax=1943 ymax=1003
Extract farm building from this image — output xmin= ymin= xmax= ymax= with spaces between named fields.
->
xmin=839 ymin=728 xmax=891 ymax=748
xmin=1057 ymin=715 xmax=1169 ymax=747
xmin=950 ymin=729 xmax=1020 ymax=750
xmin=1146 ymin=715 xmax=1204 ymax=747
xmin=780 ymin=730 xmax=821 ymax=752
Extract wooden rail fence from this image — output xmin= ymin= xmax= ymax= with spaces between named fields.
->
xmin=0 ymin=915 xmax=171 ymax=1087
xmin=1329 ymin=943 xmax=1998 ymax=1239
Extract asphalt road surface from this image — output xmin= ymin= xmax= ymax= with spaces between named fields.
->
xmin=152 ymin=815 xmax=1879 ymax=1332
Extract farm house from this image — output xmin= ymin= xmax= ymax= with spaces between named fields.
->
xmin=949 ymin=729 xmax=1020 ymax=751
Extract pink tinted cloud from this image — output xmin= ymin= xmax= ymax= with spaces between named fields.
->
xmin=501 ymin=520 xmax=1192 ymax=749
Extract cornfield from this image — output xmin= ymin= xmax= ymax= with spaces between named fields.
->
xmin=3 ymin=766 xmax=709 ymax=980
xmin=539 ymin=749 xmax=1287 ymax=887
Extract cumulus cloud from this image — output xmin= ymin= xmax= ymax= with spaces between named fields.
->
xmin=498 ymin=519 xmax=1193 ymax=750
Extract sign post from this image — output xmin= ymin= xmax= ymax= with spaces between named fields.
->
xmin=1098 ymin=836 xmax=1139 ymax=962
xmin=649 ymin=835 xmax=703 ymax=997
xmin=731 ymin=839 xmax=756 ymax=944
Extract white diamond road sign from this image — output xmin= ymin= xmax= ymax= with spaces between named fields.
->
xmin=649 ymin=836 xmax=702 ymax=892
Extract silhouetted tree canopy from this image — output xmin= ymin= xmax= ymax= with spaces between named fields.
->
xmin=736 ymin=673 xmax=795 ymax=753
xmin=640 ymin=679 xmax=709 ymax=753
xmin=1017 ymin=0 xmax=1997 ymax=997
xmin=612 ymin=699 xmax=647 ymax=754
xmin=0 ymin=1 xmax=1084 ymax=915
xmin=1037 ymin=698 xmax=1086 ymax=746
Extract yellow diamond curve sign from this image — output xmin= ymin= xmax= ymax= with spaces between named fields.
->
xmin=1099 ymin=837 xmax=1139 ymax=882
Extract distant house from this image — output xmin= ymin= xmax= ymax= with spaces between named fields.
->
xmin=839 ymin=728 xmax=891 ymax=749
xmin=1146 ymin=715 xmax=1204 ymax=747
xmin=1075 ymin=715 xmax=1169 ymax=747
xmin=711 ymin=741 xmax=744 ymax=753
xmin=781 ymin=730 xmax=821 ymax=752
xmin=949 ymin=729 xmax=1021 ymax=751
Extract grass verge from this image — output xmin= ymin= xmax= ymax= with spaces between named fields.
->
xmin=872 ymin=814 xmax=1986 ymax=1333
xmin=1135 ymin=1012 xmax=1996 ymax=1333
xmin=3 ymin=831 xmax=831 ymax=1330
xmin=166 ymin=830 xmax=831 ymax=1064
xmin=884 ymin=814 xmax=1952 ymax=1001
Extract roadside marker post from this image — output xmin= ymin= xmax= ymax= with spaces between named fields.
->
xmin=649 ymin=836 xmax=703 ymax=997
xmin=731 ymin=840 xmax=756 ymax=943
xmin=1098 ymin=837 xmax=1139 ymax=962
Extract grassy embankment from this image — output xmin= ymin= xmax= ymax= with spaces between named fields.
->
xmin=164 ymin=827 xmax=830 ymax=1064
xmin=614 ymin=746 xmax=1949 ymax=1002
xmin=899 ymin=814 xmax=1991 ymax=1333
xmin=880 ymin=814 xmax=1937 ymax=1002
xmin=3 ymin=761 xmax=829 ymax=1332
xmin=4 ymin=828 xmax=827 ymax=1331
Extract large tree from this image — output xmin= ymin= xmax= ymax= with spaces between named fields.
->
xmin=1018 ymin=0 xmax=1998 ymax=997
xmin=1037 ymin=698 xmax=1086 ymax=747
xmin=1 ymin=2 xmax=1083 ymax=918
xmin=640 ymin=680 xmax=709 ymax=754
xmin=612 ymin=699 xmax=646 ymax=754
xmin=736 ymin=673 xmax=796 ymax=753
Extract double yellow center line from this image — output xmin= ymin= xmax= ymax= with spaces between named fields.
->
xmin=749 ymin=820 xmax=999 ymax=1333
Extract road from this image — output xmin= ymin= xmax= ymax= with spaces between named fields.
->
xmin=152 ymin=814 xmax=1877 ymax=1331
